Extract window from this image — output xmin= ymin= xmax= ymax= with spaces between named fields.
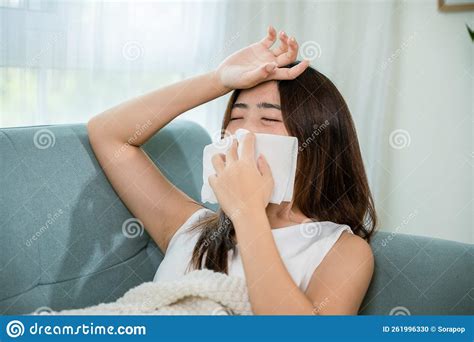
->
xmin=0 ymin=0 xmax=226 ymax=133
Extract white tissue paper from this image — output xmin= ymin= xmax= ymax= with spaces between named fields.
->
xmin=201 ymin=128 xmax=299 ymax=205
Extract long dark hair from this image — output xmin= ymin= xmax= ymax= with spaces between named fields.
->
xmin=186 ymin=60 xmax=377 ymax=274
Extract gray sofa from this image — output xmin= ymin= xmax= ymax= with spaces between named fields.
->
xmin=1 ymin=120 xmax=472 ymax=315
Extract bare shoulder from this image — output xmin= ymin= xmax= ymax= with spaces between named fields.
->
xmin=333 ymin=231 xmax=374 ymax=266
xmin=305 ymin=231 xmax=374 ymax=315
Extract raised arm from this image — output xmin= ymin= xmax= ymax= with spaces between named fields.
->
xmin=87 ymin=71 xmax=230 ymax=254
xmin=87 ymin=71 xmax=230 ymax=146
xmin=87 ymin=25 xmax=308 ymax=254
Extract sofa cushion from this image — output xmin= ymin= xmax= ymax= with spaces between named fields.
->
xmin=0 ymin=120 xmax=211 ymax=314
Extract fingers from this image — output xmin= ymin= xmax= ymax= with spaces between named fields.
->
xmin=259 ymin=25 xmax=277 ymax=49
xmin=269 ymin=59 xmax=310 ymax=81
xmin=242 ymin=62 xmax=277 ymax=87
xmin=211 ymin=153 xmax=225 ymax=174
xmin=226 ymin=138 xmax=239 ymax=164
xmin=208 ymin=173 xmax=218 ymax=189
xmin=241 ymin=131 xmax=257 ymax=163
xmin=257 ymin=154 xmax=273 ymax=179
xmin=272 ymin=31 xmax=289 ymax=57
xmin=220 ymin=133 xmax=258 ymax=166
xmin=275 ymin=35 xmax=299 ymax=66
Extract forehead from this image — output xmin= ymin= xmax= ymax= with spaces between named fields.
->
xmin=235 ymin=81 xmax=280 ymax=103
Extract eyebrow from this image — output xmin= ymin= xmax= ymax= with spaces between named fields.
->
xmin=232 ymin=102 xmax=281 ymax=110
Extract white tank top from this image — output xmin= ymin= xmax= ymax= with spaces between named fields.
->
xmin=153 ymin=208 xmax=353 ymax=292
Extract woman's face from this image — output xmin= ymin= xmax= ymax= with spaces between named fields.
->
xmin=225 ymin=80 xmax=289 ymax=136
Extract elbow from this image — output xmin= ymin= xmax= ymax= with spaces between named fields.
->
xmin=87 ymin=116 xmax=101 ymax=136
xmin=86 ymin=115 xmax=132 ymax=146
xmin=87 ymin=116 xmax=111 ymax=143
xmin=87 ymin=116 xmax=97 ymax=134
xmin=87 ymin=116 xmax=113 ymax=149
xmin=86 ymin=118 xmax=100 ymax=146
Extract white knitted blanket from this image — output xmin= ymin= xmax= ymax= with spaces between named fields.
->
xmin=31 ymin=269 xmax=253 ymax=315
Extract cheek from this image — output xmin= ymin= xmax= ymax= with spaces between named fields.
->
xmin=264 ymin=123 xmax=289 ymax=136
xmin=277 ymin=124 xmax=290 ymax=136
xmin=224 ymin=123 xmax=237 ymax=135
xmin=225 ymin=119 xmax=247 ymax=135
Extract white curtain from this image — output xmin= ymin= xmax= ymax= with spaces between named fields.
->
xmin=219 ymin=0 xmax=399 ymax=201
xmin=1 ymin=0 xmax=398 ymax=201
xmin=0 ymin=0 xmax=227 ymax=130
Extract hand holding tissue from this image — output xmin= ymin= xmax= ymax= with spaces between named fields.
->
xmin=201 ymin=128 xmax=299 ymax=205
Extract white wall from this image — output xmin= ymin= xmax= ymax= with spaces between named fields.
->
xmin=213 ymin=0 xmax=473 ymax=244
xmin=378 ymin=2 xmax=473 ymax=244
xmin=2 ymin=0 xmax=471 ymax=244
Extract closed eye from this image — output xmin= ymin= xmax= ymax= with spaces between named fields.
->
xmin=229 ymin=117 xmax=281 ymax=122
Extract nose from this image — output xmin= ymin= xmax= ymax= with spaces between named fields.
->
xmin=227 ymin=125 xmax=258 ymax=136
xmin=237 ymin=121 xmax=262 ymax=133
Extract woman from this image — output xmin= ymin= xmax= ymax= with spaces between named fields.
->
xmin=87 ymin=25 xmax=377 ymax=315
